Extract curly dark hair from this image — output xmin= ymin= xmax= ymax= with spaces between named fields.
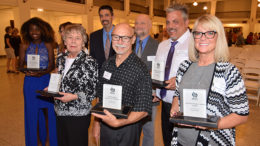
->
xmin=21 ymin=17 xmax=55 ymax=44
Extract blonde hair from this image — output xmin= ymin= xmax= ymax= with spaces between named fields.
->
xmin=189 ymin=15 xmax=229 ymax=62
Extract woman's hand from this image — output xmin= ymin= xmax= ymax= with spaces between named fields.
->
xmin=170 ymin=97 xmax=179 ymax=117
xmin=43 ymin=87 xmax=48 ymax=91
xmin=54 ymin=92 xmax=78 ymax=103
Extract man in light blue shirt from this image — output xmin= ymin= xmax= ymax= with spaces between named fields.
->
xmin=134 ymin=14 xmax=159 ymax=146
xmin=90 ymin=5 xmax=116 ymax=69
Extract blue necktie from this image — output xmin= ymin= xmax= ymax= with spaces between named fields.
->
xmin=160 ymin=41 xmax=178 ymax=99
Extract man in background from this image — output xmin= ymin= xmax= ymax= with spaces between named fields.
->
xmin=134 ymin=14 xmax=159 ymax=146
xmin=90 ymin=5 xmax=116 ymax=69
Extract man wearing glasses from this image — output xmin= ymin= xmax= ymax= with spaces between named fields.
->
xmin=154 ymin=3 xmax=190 ymax=146
xmin=90 ymin=5 xmax=116 ymax=69
xmin=92 ymin=23 xmax=152 ymax=146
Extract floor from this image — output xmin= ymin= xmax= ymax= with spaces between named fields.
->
xmin=0 ymin=57 xmax=259 ymax=146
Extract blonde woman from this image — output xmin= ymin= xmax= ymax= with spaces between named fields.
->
xmin=170 ymin=15 xmax=249 ymax=146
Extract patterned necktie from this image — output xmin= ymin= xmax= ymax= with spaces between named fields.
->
xmin=104 ymin=33 xmax=110 ymax=60
xmin=137 ymin=40 xmax=143 ymax=58
xmin=160 ymin=41 xmax=178 ymax=99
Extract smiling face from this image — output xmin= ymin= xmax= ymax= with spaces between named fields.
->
xmin=112 ymin=24 xmax=135 ymax=56
xmin=99 ymin=9 xmax=113 ymax=29
xmin=194 ymin=24 xmax=217 ymax=57
xmin=64 ymin=30 xmax=83 ymax=56
xmin=29 ymin=24 xmax=41 ymax=42
xmin=134 ymin=15 xmax=151 ymax=39
xmin=166 ymin=10 xmax=189 ymax=41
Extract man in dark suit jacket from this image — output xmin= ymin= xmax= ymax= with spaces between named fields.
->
xmin=90 ymin=5 xmax=116 ymax=69
xmin=134 ymin=14 xmax=159 ymax=146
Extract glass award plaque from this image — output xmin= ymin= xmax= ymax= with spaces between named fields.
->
xmin=27 ymin=54 xmax=40 ymax=69
xmin=152 ymin=61 xmax=167 ymax=88
xmin=20 ymin=54 xmax=43 ymax=72
xmin=170 ymin=112 xmax=219 ymax=128
xmin=36 ymin=73 xmax=63 ymax=97
xmin=170 ymin=89 xmax=219 ymax=128
xmin=36 ymin=90 xmax=63 ymax=98
xmin=91 ymin=102 xmax=132 ymax=119
xmin=91 ymin=84 xmax=132 ymax=119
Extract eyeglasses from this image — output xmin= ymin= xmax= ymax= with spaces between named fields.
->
xmin=192 ymin=31 xmax=217 ymax=39
xmin=111 ymin=34 xmax=133 ymax=43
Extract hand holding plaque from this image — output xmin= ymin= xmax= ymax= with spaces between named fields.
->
xmin=36 ymin=73 xmax=63 ymax=97
xmin=91 ymin=84 xmax=132 ymax=119
xmin=170 ymin=89 xmax=219 ymax=128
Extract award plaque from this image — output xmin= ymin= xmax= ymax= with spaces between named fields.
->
xmin=152 ymin=61 xmax=167 ymax=88
xmin=36 ymin=73 xmax=63 ymax=97
xmin=91 ymin=102 xmax=132 ymax=119
xmin=91 ymin=84 xmax=132 ymax=118
xmin=36 ymin=90 xmax=63 ymax=98
xmin=183 ymin=89 xmax=207 ymax=118
xmin=170 ymin=89 xmax=219 ymax=128
xmin=20 ymin=68 xmax=46 ymax=72
xmin=169 ymin=112 xmax=219 ymax=128
xmin=27 ymin=54 xmax=40 ymax=69
xmin=20 ymin=54 xmax=42 ymax=72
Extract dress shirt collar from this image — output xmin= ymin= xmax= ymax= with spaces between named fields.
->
xmin=135 ymin=35 xmax=150 ymax=53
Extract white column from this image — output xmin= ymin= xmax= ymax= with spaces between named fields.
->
xmin=210 ymin=0 xmax=217 ymax=16
xmin=249 ymin=0 xmax=257 ymax=32
xmin=124 ymin=0 xmax=130 ymax=15
xmin=164 ymin=0 xmax=170 ymax=10
xmin=124 ymin=0 xmax=130 ymax=23
xmin=17 ymin=0 xmax=31 ymax=28
xmin=84 ymin=0 xmax=94 ymax=34
xmin=149 ymin=0 xmax=154 ymax=17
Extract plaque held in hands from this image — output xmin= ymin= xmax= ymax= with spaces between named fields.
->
xmin=20 ymin=54 xmax=43 ymax=72
xmin=36 ymin=73 xmax=63 ymax=97
xmin=152 ymin=61 xmax=167 ymax=87
xmin=91 ymin=84 xmax=132 ymax=119
xmin=170 ymin=89 xmax=219 ymax=128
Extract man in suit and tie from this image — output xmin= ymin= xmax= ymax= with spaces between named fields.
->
xmin=134 ymin=14 xmax=159 ymax=146
xmin=90 ymin=5 xmax=116 ymax=69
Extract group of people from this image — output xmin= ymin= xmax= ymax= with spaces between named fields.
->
xmin=14 ymin=2 xmax=249 ymax=146
xmin=227 ymin=30 xmax=260 ymax=47
xmin=4 ymin=26 xmax=21 ymax=73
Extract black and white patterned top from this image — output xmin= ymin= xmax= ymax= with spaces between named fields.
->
xmin=97 ymin=52 xmax=152 ymax=115
xmin=171 ymin=60 xmax=249 ymax=146
xmin=55 ymin=50 xmax=98 ymax=116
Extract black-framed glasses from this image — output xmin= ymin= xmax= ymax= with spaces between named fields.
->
xmin=192 ymin=31 xmax=217 ymax=39
xmin=111 ymin=34 xmax=133 ymax=43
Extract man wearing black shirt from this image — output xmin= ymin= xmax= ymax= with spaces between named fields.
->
xmin=92 ymin=23 xmax=152 ymax=146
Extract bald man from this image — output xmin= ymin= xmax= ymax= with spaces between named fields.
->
xmin=92 ymin=23 xmax=152 ymax=146
xmin=134 ymin=14 xmax=159 ymax=146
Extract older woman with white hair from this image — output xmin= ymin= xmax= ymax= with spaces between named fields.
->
xmin=53 ymin=24 xmax=98 ymax=146
xmin=170 ymin=15 xmax=249 ymax=146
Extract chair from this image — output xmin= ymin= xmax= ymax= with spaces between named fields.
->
xmin=231 ymin=58 xmax=245 ymax=74
xmin=243 ymin=60 xmax=260 ymax=106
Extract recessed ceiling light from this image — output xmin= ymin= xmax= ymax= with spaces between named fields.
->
xmin=37 ymin=8 xmax=44 ymax=12
xmin=193 ymin=2 xmax=198 ymax=6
